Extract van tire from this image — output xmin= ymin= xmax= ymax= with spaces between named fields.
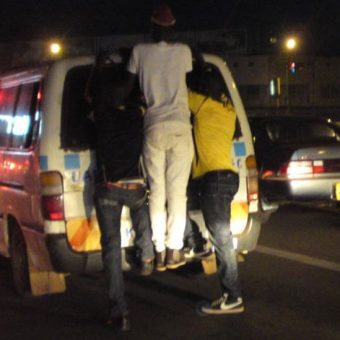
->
xmin=9 ymin=224 xmax=31 ymax=297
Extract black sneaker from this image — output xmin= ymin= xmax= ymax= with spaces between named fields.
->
xmin=140 ymin=259 xmax=154 ymax=276
xmin=200 ymin=294 xmax=244 ymax=315
xmin=106 ymin=315 xmax=131 ymax=332
xmin=156 ymin=251 xmax=167 ymax=272
xmin=166 ymin=248 xmax=186 ymax=269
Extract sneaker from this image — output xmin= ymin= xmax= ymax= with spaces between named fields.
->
xmin=156 ymin=251 xmax=167 ymax=272
xmin=106 ymin=315 xmax=131 ymax=332
xmin=184 ymin=246 xmax=212 ymax=260
xmin=166 ymin=248 xmax=186 ymax=269
xmin=200 ymin=294 xmax=244 ymax=315
xmin=140 ymin=259 xmax=154 ymax=276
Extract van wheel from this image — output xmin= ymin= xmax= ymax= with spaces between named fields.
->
xmin=9 ymin=225 xmax=31 ymax=297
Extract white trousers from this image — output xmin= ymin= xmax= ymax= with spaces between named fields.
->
xmin=143 ymin=123 xmax=194 ymax=252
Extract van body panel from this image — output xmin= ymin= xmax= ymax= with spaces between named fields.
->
xmin=0 ymin=215 xmax=9 ymax=256
xmin=0 ymin=52 xmax=261 ymax=293
xmin=202 ymin=54 xmax=259 ymax=238
xmin=235 ymin=213 xmax=261 ymax=251
xmin=47 ymin=234 xmax=103 ymax=273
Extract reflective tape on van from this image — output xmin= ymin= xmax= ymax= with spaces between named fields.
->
xmin=230 ymin=201 xmax=249 ymax=235
xmin=66 ymin=217 xmax=101 ymax=252
xmin=65 ymin=207 xmax=133 ymax=252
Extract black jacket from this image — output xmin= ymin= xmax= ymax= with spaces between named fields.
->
xmin=94 ymin=103 xmax=144 ymax=183
xmin=87 ymin=63 xmax=144 ymax=183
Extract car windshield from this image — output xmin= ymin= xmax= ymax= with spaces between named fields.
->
xmin=265 ymin=120 xmax=339 ymax=143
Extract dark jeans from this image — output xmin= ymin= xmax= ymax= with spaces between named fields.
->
xmin=94 ymin=184 xmax=154 ymax=318
xmin=191 ymin=170 xmax=241 ymax=299
xmin=184 ymin=215 xmax=205 ymax=250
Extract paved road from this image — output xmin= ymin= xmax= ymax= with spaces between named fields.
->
xmin=0 ymin=204 xmax=339 ymax=339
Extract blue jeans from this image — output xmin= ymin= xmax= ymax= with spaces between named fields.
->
xmin=199 ymin=170 xmax=241 ymax=299
xmin=94 ymin=184 xmax=154 ymax=318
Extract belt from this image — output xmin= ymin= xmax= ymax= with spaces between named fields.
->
xmin=105 ymin=182 xmax=145 ymax=190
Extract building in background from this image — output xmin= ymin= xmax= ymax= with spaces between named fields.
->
xmin=1 ymin=30 xmax=340 ymax=120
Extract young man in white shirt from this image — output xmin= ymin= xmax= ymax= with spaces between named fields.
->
xmin=126 ymin=5 xmax=194 ymax=271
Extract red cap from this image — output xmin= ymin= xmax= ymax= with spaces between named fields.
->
xmin=151 ymin=5 xmax=176 ymax=26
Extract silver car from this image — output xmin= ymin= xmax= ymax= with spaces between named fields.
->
xmin=249 ymin=115 xmax=340 ymax=203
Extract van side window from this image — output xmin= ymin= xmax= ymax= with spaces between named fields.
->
xmin=11 ymin=82 xmax=39 ymax=149
xmin=61 ymin=65 xmax=95 ymax=150
xmin=0 ymin=86 xmax=19 ymax=148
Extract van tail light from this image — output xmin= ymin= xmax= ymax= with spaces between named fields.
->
xmin=278 ymin=160 xmax=325 ymax=178
xmin=40 ymin=171 xmax=65 ymax=221
xmin=246 ymin=155 xmax=259 ymax=202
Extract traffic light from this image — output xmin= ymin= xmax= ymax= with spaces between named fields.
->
xmin=287 ymin=61 xmax=296 ymax=74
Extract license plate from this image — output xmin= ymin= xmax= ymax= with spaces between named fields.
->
xmin=336 ymin=182 xmax=340 ymax=200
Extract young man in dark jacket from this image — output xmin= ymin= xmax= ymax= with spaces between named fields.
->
xmin=88 ymin=52 xmax=154 ymax=332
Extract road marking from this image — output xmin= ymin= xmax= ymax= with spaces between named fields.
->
xmin=256 ymin=245 xmax=340 ymax=273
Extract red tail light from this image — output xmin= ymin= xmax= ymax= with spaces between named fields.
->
xmin=262 ymin=170 xmax=275 ymax=178
xmin=41 ymin=195 xmax=64 ymax=220
xmin=313 ymin=160 xmax=325 ymax=173
xmin=40 ymin=171 xmax=65 ymax=221
xmin=278 ymin=160 xmax=325 ymax=178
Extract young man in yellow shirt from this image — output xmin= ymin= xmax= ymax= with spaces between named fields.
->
xmin=188 ymin=68 xmax=244 ymax=314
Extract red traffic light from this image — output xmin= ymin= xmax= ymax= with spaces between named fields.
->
xmin=287 ymin=61 xmax=296 ymax=73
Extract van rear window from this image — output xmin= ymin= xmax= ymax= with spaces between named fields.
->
xmin=0 ymin=83 xmax=39 ymax=149
xmin=61 ymin=65 xmax=96 ymax=149
xmin=0 ymin=86 xmax=19 ymax=148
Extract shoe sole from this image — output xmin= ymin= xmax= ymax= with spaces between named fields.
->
xmin=185 ymin=250 xmax=213 ymax=261
xmin=201 ymin=305 xmax=245 ymax=315
xmin=166 ymin=261 xmax=186 ymax=269
xmin=156 ymin=266 xmax=167 ymax=272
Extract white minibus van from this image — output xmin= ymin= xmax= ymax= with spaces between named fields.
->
xmin=0 ymin=50 xmax=262 ymax=296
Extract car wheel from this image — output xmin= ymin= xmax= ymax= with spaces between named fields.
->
xmin=9 ymin=224 xmax=31 ymax=297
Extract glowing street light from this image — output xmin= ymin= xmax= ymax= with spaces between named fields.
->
xmin=283 ymin=36 xmax=298 ymax=112
xmin=49 ymin=42 xmax=62 ymax=56
xmin=285 ymin=37 xmax=297 ymax=51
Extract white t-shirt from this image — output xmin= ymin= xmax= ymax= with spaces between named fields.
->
xmin=127 ymin=42 xmax=193 ymax=131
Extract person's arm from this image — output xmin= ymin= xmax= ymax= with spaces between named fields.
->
xmin=122 ymin=45 xmax=139 ymax=103
xmin=186 ymin=45 xmax=207 ymax=91
xmin=85 ymin=50 xmax=111 ymax=105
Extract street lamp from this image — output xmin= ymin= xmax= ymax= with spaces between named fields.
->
xmin=49 ymin=42 xmax=62 ymax=56
xmin=285 ymin=37 xmax=297 ymax=51
xmin=284 ymin=36 xmax=298 ymax=112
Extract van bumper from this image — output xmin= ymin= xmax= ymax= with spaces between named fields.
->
xmin=47 ymin=234 xmax=103 ymax=273
xmin=234 ymin=212 xmax=261 ymax=252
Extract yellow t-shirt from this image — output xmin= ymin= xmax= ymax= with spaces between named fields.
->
xmin=188 ymin=91 xmax=236 ymax=179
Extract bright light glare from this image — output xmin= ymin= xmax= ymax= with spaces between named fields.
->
xmin=12 ymin=115 xmax=30 ymax=136
xmin=50 ymin=43 xmax=61 ymax=55
xmin=287 ymin=161 xmax=312 ymax=177
xmin=0 ymin=114 xmax=30 ymax=136
xmin=286 ymin=38 xmax=297 ymax=50
xmin=270 ymin=80 xmax=275 ymax=96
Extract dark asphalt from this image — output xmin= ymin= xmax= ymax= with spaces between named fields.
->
xmin=0 ymin=204 xmax=339 ymax=340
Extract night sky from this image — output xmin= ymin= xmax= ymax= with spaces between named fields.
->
xmin=1 ymin=1 xmax=340 ymax=54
